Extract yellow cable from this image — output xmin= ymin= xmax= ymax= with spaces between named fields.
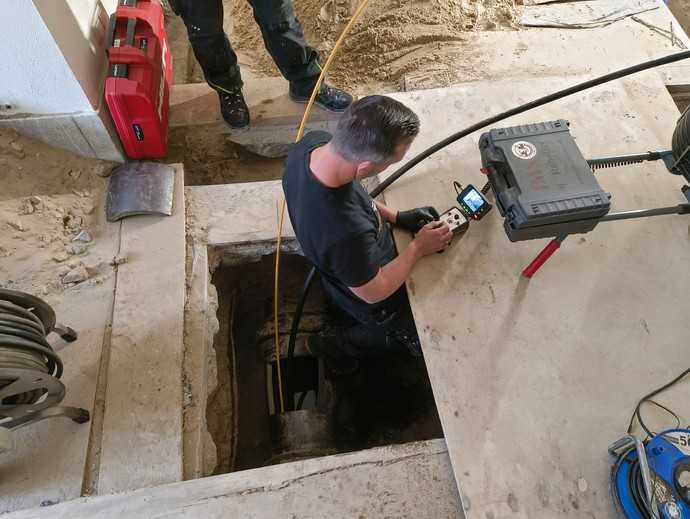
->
xmin=273 ymin=0 xmax=371 ymax=413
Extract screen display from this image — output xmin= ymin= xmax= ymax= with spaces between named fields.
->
xmin=462 ymin=188 xmax=486 ymax=213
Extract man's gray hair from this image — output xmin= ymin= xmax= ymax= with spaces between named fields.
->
xmin=331 ymin=95 xmax=420 ymax=163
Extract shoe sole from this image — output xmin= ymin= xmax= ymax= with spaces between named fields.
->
xmin=289 ymin=94 xmax=349 ymax=113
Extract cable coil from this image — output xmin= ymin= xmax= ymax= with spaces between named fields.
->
xmin=672 ymin=104 xmax=690 ymax=180
xmin=0 ymin=298 xmax=63 ymax=409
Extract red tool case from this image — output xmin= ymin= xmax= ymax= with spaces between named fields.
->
xmin=105 ymin=0 xmax=172 ymax=159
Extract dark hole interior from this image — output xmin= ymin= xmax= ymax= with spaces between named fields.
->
xmin=209 ymin=252 xmax=443 ymax=475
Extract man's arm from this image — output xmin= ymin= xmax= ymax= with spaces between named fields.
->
xmin=374 ymin=201 xmax=397 ymax=224
xmin=350 ymin=221 xmax=452 ymax=304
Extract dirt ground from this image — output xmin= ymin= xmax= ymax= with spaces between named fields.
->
xmin=166 ymin=126 xmax=283 ymax=186
xmin=166 ymin=0 xmax=523 ymax=184
xmin=670 ymin=0 xmax=690 ymax=39
xmin=0 ymin=129 xmax=114 ymax=296
xmin=228 ymin=0 xmax=523 ymax=93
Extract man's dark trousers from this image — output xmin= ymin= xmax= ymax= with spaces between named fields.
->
xmin=171 ymin=0 xmax=321 ymax=94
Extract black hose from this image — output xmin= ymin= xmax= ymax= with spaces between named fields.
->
xmin=284 ymin=50 xmax=690 ymax=412
xmin=370 ymin=49 xmax=690 ymax=198
xmin=630 ymin=456 xmax=655 ymax=519
xmin=611 ymin=445 xmax=636 ymax=517
xmin=611 ymin=446 xmax=657 ymax=519
xmin=285 ymin=267 xmax=317 ymax=411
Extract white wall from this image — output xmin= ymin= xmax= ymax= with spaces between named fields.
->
xmin=35 ymin=0 xmax=118 ymax=110
xmin=0 ymin=0 xmax=125 ymax=161
xmin=0 ymin=1 xmax=92 ymax=115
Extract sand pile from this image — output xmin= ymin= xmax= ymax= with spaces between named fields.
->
xmin=228 ymin=0 xmax=523 ymax=91
xmin=0 ymin=129 xmax=112 ymax=295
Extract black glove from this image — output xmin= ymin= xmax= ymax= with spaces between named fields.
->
xmin=396 ymin=206 xmax=439 ymax=233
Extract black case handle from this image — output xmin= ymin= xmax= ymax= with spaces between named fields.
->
xmin=106 ymin=15 xmax=137 ymax=48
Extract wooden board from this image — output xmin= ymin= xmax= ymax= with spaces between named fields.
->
xmin=381 ymin=73 xmax=690 ymax=518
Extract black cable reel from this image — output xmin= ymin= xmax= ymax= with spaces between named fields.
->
xmin=0 ymin=289 xmax=90 ymax=445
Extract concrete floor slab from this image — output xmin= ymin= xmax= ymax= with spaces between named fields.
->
xmin=0 ymin=191 xmax=121 ymax=512
xmin=96 ymin=165 xmax=186 ymax=495
xmin=3 ymin=440 xmax=463 ymax=519
xmin=0 ymin=108 xmax=125 ymax=163
xmin=381 ymin=74 xmax=690 ymax=518
xmin=186 ymin=181 xmax=295 ymax=247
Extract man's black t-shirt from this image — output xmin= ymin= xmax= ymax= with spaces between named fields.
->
xmin=282 ymin=131 xmax=402 ymax=321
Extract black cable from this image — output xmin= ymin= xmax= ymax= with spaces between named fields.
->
xmin=370 ymin=49 xmax=690 ymax=199
xmin=612 ymin=446 xmax=658 ymax=519
xmin=645 ymin=400 xmax=682 ymax=435
xmin=628 ymin=368 xmax=690 ymax=438
xmin=285 ymin=267 xmax=317 ymax=411
xmin=630 ymin=457 xmax=655 ymax=519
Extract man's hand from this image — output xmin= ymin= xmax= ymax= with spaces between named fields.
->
xmin=396 ymin=206 xmax=439 ymax=233
xmin=349 ymin=220 xmax=452 ymax=305
xmin=412 ymin=221 xmax=452 ymax=257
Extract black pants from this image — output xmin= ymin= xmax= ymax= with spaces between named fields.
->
xmin=171 ymin=0 xmax=321 ymax=94
xmin=324 ymin=282 xmax=423 ymax=359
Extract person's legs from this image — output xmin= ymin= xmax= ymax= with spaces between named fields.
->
xmin=342 ymin=299 xmax=422 ymax=358
xmin=247 ymin=0 xmax=353 ymax=111
xmin=174 ymin=0 xmax=250 ymax=128
xmin=175 ymin=0 xmax=241 ymax=91
xmin=309 ymin=285 xmax=422 ymax=373
xmin=245 ymin=0 xmax=318 ymax=89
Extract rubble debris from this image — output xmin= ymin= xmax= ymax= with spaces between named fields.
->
xmin=6 ymin=140 xmax=25 ymax=159
xmin=7 ymin=218 xmax=25 ymax=231
xmin=110 ymin=255 xmax=128 ymax=266
xmin=73 ymin=230 xmax=93 ymax=243
xmin=63 ymin=213 xmax=84 ymax=232
xmin=93 ymin=163 xmax=112 ymax=178
xmin=21 ymin=199 xmax=35 ymax=214
xmin=62 ymin=265 xmax=90 ymax=285
xmin=66 ymin=243 xmax=88 ymax=255
xmin=52 ymin=251 xmax=70 ymax=263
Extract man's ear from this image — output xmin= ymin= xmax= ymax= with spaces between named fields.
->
xmin=355 ymin=161 xmax=376 ymax=179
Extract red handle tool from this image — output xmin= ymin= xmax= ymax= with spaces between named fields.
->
xmin=522 ymin=235 xmax=567 ymax=278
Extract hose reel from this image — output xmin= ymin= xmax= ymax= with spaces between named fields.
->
xmin=671 ymin=105 xmax=690 ymax=183
xmin=0 ymin=289 xmax=90 ymax=441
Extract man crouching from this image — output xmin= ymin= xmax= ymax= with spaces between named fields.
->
xmin=282 ymin=95 xmax=452 ymax=371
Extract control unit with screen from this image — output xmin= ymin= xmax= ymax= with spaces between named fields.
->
xmin=455 ymin=182 xmax=492 ymax=220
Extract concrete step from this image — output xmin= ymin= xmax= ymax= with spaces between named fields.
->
xmin=169 ymin=72 xmax=341 ymax=158
xmin=3 ymin=440 xmax=461 ymax=519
